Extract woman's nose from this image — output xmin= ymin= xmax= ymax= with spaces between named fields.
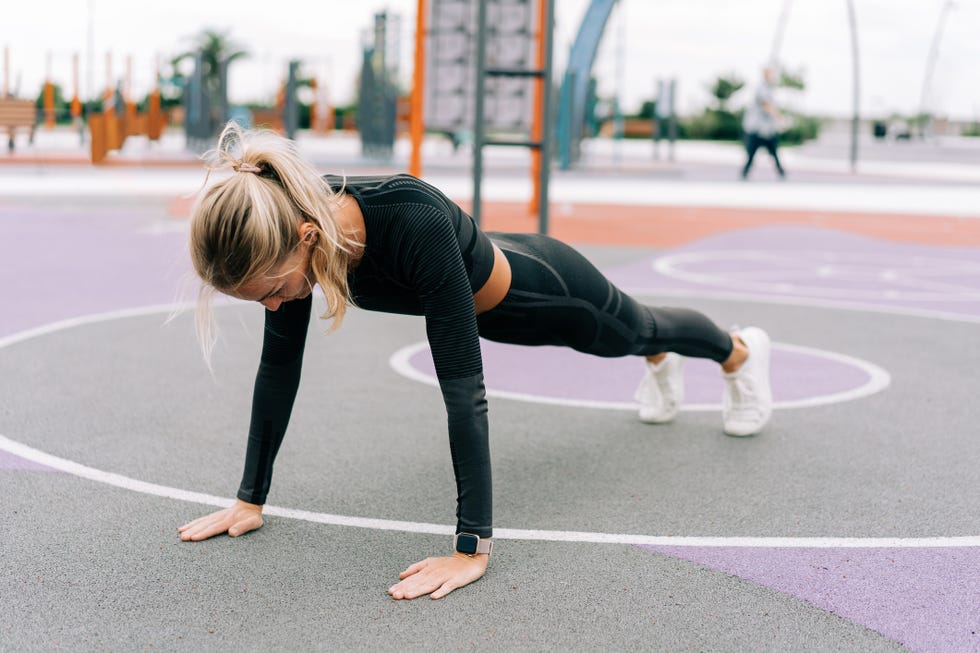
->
xmin=261 ymin=297 xmax=283 ymax=311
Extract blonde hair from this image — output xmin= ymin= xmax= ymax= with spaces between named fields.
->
xmin=189 ymin=121 xmax=359 ymax=361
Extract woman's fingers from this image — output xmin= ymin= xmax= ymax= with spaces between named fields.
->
xmin=177 ymin=504 xmax=264 ymax=541
xmin=180 ymin=515 xmax=230 ymax=541
xmin=428 ymin=580 xmax=458 ymax=600
xmin=228 ymin=514 xmax=263 ymax=537
xmin=398 ymin=559 xmax=430 ymax=579
xmin=389 ymin=572 xmax=444 ymax=600
xmin=388 ymin=554 xmax=488 ymax=600
xmin=177 ymin=513 xmax=216 ymax=533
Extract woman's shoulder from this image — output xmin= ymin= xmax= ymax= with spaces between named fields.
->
xmin=322 ymin=172 xmax=422 ymax=194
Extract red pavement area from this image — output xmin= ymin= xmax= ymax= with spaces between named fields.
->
xmin=464 ymin=201 xmax=980 ymax=249
xmin=165 ymin=196 xmax=980 ymax=249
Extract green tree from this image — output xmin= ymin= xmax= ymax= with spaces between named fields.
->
xmin=635 ymin=100 xmax=656 ymax=120
xmin=681 ymin=73 xmax=746 ymax=141
xmin=778 ymin=68 xmax=806 ymax=91
xmin=708 ymin=73 xmax=745 ymax=111
xmin=34 ymin=83 xmax=72 ymax=124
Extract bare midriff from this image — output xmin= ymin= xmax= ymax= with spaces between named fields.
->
xmin=473 ymin=243 xmax=512 ymax=315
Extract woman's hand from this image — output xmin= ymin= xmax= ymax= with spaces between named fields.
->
xmin=178 ymin=500 xmax=264 ymax=541
xmin=388 ymin=552 xmax=489 ymax=600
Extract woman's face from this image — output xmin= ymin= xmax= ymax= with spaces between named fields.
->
xmin=233 ymin=227 xmax=316 ymax=311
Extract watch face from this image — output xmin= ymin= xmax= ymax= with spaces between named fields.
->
xmin=455 ymin=533 xmax=479 ymax=555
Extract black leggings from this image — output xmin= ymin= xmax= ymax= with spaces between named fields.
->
xmin=742 ymin=133 xmax=785 ymax=177
xmin=477 ymin=233 xmax=733 ymax=363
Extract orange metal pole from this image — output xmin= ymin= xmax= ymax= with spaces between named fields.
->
xmin=148 ymin=86 xmax=161 ymax=139
xmin=44 ymin=52 xmax=54 ymax=128
xmin=71 ymin=53 xmax=82 ymax=119
xmin=529 ymin=0 xmax=546 ymax=215
xmin=408 ymin=0 xmax=427 ymax=178
xmin=104 ymin=51 xmax=114 ymax=115
xmin=125 ymin=55 xmax=137 ymax=134
xmin=147 ymin=56 xmax=162 ymax=139
xmin=44 ymin=52 xmax=55 ymax=127
xmin=125 ymin=55 xmax=132 ymax=105
xmin=309 ymin=77 xmax=319 ymax=132
xmin=44 ymin=81 xmax=55 ymax=127
xmin=89 ymin=112 xmax=106 ymax=163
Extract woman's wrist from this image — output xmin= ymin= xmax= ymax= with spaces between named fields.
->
xmin=235 ymin=499 xmax=263 ymax=512
xmin=452 ymin=551 xmax=491 ymax=565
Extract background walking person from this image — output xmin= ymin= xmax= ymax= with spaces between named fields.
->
xmin=741 ymin=66 xmax=786 ymax=179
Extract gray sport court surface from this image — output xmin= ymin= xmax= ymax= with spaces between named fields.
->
xmin=1 ymin=156 xmax=979 ymax=652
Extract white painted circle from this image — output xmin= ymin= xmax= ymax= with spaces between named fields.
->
xmin=389 ymin=340 xmax=891 ymax=411
xmin=653 ymin=250 xmax=980 ymax=302
xmin=0 ymin=304 xmax=970 ymax=548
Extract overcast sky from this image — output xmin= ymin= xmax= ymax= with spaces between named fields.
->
xmin=5 ymin=0 xmax=979 ymax=120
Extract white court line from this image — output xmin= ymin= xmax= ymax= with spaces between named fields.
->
xmin=652 ymin=250 xmax=980 ymax=302
xmin=619 ymin=286 xmax=980 ymax=325
xmin=389 ymin=341 xmax=891 ymax=411
xmin=0 ymin=304 xmax=974 ymax=549
xmin=1 ymin=434 xmax=977 ymax=549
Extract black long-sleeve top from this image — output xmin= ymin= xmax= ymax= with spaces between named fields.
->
xmin=236 ymin=173 xmax=497 ymax=538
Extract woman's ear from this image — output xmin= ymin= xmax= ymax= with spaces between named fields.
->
xmin=298 ymin=221 xmax=318 ymax=246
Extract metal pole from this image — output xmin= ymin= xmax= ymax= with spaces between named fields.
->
xmin=667 ymin=78 xmax=677 ymax=161
xmin=845 ymin=0 xmax=860 ymax=172
xmin=86 ymin=0 xmax=95 ymax=105
xmin=529 ymin=0 xmax=546 ymax=215
xmin=471 ymin=0 xmax=488 ymax=226
xmin=284 ymin=60 xmax=299 ymax=140
xmin=769 ymin=0 xmax=794 ymax=64
xmin=918 ymin=0 xmax=954 ymax=138
xmin=409 ymin=0 xmax=427 ymax=177
xmin=556 ymin=70 xmax=573 ymax=169
xmin=538 ymin=0 xmax=555 ymax=235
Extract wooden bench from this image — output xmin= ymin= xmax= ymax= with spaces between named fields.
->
xmin=0 ymin=98 xmax=38 ymax=152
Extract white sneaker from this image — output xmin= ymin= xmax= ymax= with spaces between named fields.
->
xmin=635 ymin=353 xmax=685 ymax=423
xmin=722 ymin=327 xmax=773 ymax=436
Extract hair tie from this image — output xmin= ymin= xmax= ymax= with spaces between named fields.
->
xmin=235 ymin=162 xmax=262 ymax=174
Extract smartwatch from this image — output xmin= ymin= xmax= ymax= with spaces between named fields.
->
xmin=453 ymin=532 xmax=493 ymax=557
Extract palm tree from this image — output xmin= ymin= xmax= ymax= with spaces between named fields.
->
xmin=709 ymin=74 xmax=745 ymax=112
xmin=173 ymin=29 xmax=249 ymax=136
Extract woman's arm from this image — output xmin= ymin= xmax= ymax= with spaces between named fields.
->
xmin=179 ymin=294 xmax=312 ymax=540
xmin=384 ymin=204 xmax=494 ymax=599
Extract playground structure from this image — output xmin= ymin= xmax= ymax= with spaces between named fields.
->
xmin=11 ymin=0 xmax=958 ymax=178
xmin=0 ymin=0 xmax=634 ymax=231
xmin=88 ymin=54 xmax=166 ymax=164
xmin=2 ymin=0 xmax=630 ymax=177
xmin=359 ymin=11 xmax=402 ymax=160
xmin=410 ymin=0 xmax=556 ymax=230
xmin=555 ymin=0 xmax=618 ymax=169
xmin=1 ymin=47 xmax=88 ymax=152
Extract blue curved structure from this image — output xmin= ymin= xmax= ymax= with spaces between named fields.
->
xmin=556 ymin=0 xmax=619 ymax=169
